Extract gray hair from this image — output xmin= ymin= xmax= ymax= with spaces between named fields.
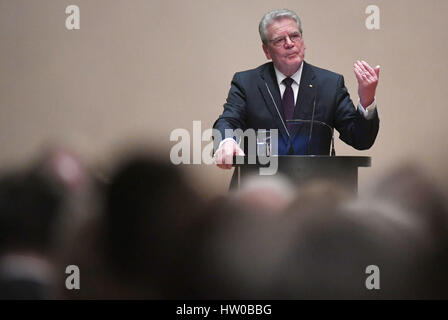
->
xmin=259 ymin=9 xmax=302 ymax=45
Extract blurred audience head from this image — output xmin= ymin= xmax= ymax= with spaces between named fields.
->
xmin=232 ymin=173 xmax=297 ymax=213
xmin=0 ymin=146 xmax=92 ymax=299
xmin=62 ymin=152 xmax=202 ymax=298
xmin=1 ymin=148 xmax=447 ymax=299
xmin=272 ymin=164 xmax=448 ymax=299
xmin=174 ymin=196 xmax=288 ymax=299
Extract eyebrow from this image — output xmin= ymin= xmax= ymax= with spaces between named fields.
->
xmin=272 ymin=32 xmax=301 ymax=40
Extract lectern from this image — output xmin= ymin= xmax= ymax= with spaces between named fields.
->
xmin=232 ymin=155 xmax=371 ymax=194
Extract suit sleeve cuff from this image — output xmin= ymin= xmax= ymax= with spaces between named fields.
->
xmin=357 ymin=98 xmax=377 ymax=120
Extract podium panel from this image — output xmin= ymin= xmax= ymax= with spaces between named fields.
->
xmin=233 ymin=156 xmax=371 ymax=194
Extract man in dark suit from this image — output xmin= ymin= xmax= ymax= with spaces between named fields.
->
xmin=213 ymin=9 xmax=380 ymax=169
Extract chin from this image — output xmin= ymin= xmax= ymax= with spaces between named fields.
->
xmin=285 ymin=60 xmax=301 ymax=69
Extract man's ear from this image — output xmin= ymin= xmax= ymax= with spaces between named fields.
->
xmin=262 ymin=43 xmax=271 ymax=60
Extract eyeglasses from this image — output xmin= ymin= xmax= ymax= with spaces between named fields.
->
xmin=269 ymin=32 xmax=302 ymax=47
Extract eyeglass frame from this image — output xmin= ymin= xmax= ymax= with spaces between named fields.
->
xmin=269 ymin=32 xmax=302 ymax=47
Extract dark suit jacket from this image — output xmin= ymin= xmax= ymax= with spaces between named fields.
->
xmin=213 ymin=61 xmax=379 ymax=156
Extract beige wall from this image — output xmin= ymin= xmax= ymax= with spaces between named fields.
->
xmin=1 ymin=0 xmax=447 ymax=198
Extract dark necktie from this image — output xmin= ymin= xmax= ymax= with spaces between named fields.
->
xmin=282 ymin=77 xmax=294 ymax=131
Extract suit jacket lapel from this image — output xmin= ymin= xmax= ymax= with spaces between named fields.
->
xmin=294 ymin=61 xmax=316 ymax=120
xmin=258 ymin=63 xmax=289 ymax=138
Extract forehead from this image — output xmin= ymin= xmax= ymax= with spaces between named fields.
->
xmin=267 ymin=18 xmax=299 ymax=38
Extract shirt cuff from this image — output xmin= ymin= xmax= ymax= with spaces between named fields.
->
xmin=218 ymin=138 xmax=238 ymax=150
xmin=357 ymin=98 xmax=376 ymax=120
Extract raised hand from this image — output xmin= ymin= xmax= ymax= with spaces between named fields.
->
xmin=354 ymin=60 xmax=380 ymax=107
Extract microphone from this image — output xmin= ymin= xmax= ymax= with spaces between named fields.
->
xmin=286 ymin=118 xmax=336 ymax=156
xmin=307 ymin=95 xmax=317 ymax=155
xmin=264 ymin=82 xmax=290 ymax=139
xmin=264 ymin=80 xmax=335 ymax=156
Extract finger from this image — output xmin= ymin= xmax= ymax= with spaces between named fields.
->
xmin=236 ymin=147 xmax=245 ymax=156
xmin=374 ymin=65 xmax=380 ymax=78
xmin=354 ymin=65 xmax=365 ymax=81
xmin=354 ymin=70 xmax=363 ymax=82
xmin=355 ymin=60 xmax=365 ymax=70
xmin=224 ymin=149 xmax=233 ymax=167
xmin=217 ymin=149 xmax=229 ymax=166
xmin=364 ymin=62 xmax=378 ymax=81
xmin=357 ymin=63 xmax=374 ymax=82
xmin=358 ymin=63 xmax=374 ymax=82
xmin=223 ymin=158 xmax=233 ymax=169
xmin=363 ymin=71 xmax=374 ymax=82
xmin=217 ymin=150 xmax=231 ymax=168
xmin=354 ymin=69 xmax=363 ymax=82
xmin=361 ymin=61 xmax=376 ymax=78
xmin=354 ymin=63 xmax=362 ymax=74
xmin=354 ymin=61 xmax=365 ymax=74
xmin=360 ymin=60 xmax=372 ymax=71
xmin=354 ymin=64 xmax=364 ymax=74
xmin=357 ymin=61 xmax=370 ymax=76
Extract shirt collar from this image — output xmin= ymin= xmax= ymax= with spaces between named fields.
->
xmin=274 ymin=62 xmax=304 ymax=87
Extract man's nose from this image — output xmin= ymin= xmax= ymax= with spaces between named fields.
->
xmin=284 ymin=35 xmax=294 ymax=48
